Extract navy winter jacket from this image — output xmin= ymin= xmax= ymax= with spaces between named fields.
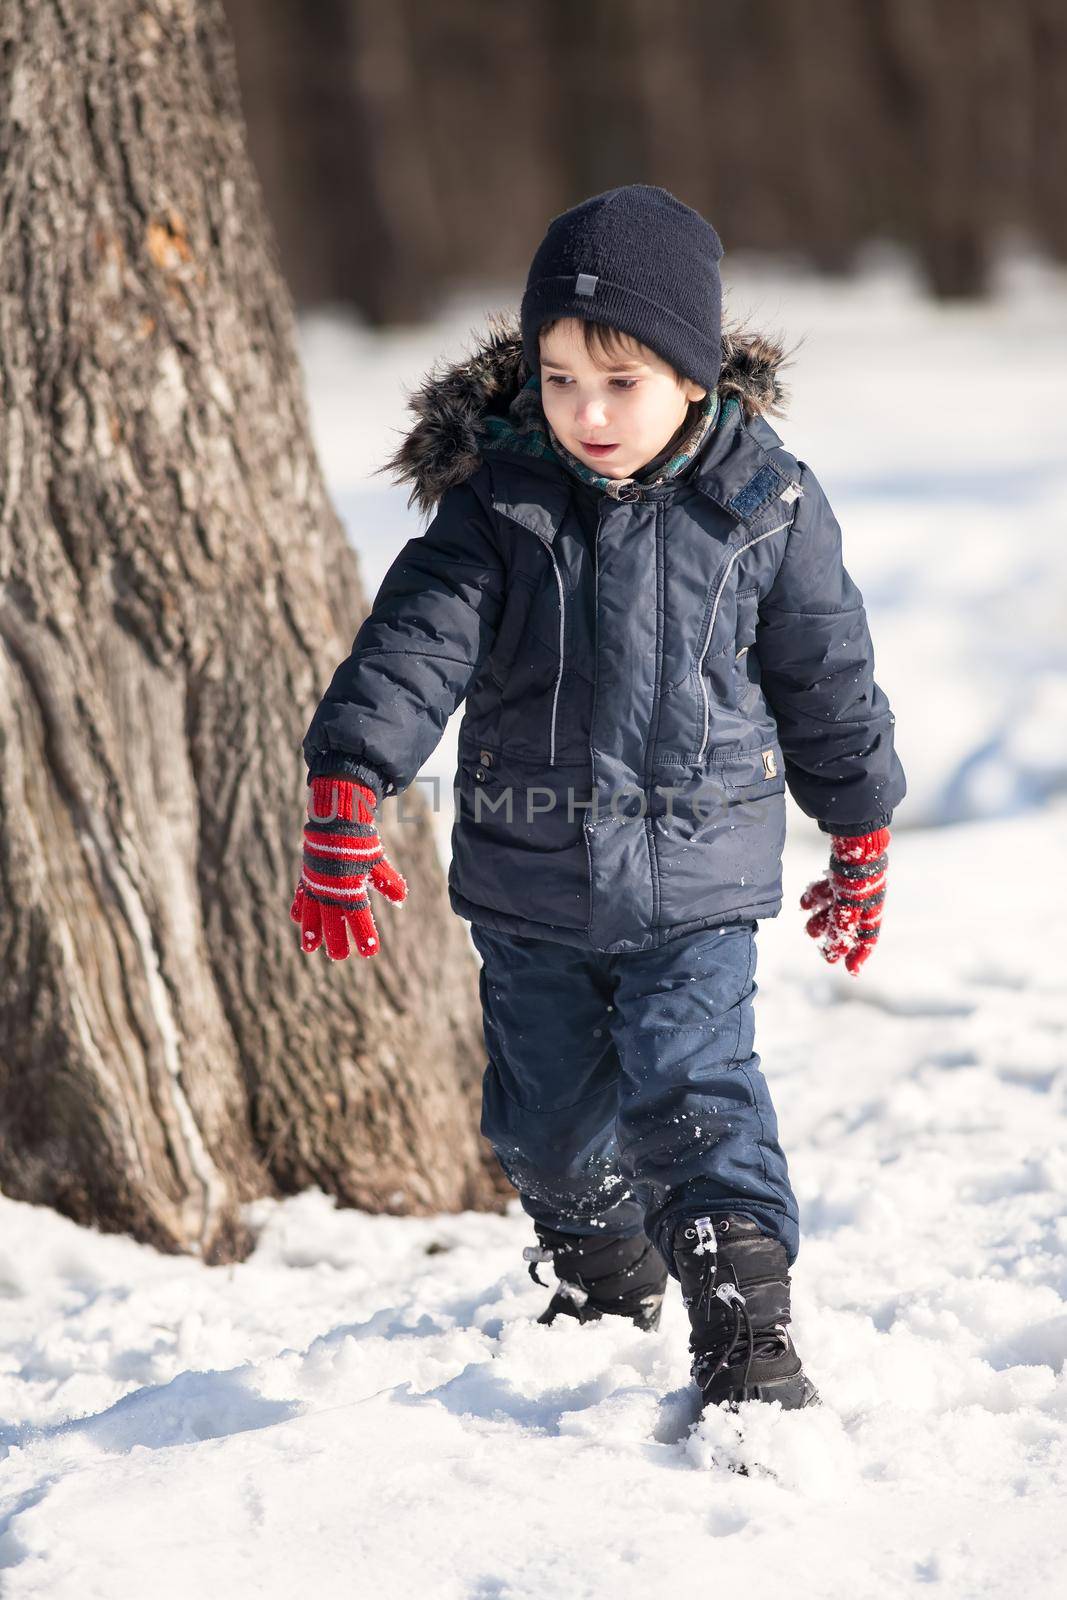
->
xmin=302 ymin=318 xmax=906 ymax=953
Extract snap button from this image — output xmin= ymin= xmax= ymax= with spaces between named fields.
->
xmin=474 ymin=767 xmax=486 ymax=782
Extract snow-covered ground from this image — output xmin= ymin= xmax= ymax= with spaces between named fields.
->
xmin=2 ymin=250 xmax=1065 ymax=1598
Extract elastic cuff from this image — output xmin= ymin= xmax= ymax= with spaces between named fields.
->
xmin=817 ymin=811 xmax=893 ymax=838
xmin=305 ymin=753 xmax=388 ymax=802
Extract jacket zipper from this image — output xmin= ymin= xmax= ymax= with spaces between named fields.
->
xmin=585 ymin=512 xmax=602 ymax=885
xmin=647 ymin=502 xmax=666 ymax=928
xmin=548 ymin=546 xmax=566 ymax=766
xmin=694 ymin=516 xmax=795 ymax=764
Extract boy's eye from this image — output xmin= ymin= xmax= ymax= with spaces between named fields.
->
xmin=545 ymin=376 xmax=638 ymax=390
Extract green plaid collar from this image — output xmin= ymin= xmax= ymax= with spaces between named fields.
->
xmin=477 ymin=375 xmax=725 ymax=502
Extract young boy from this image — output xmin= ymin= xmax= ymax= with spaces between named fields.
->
xmin=293 ymin=185 xmax=906 ymax=1412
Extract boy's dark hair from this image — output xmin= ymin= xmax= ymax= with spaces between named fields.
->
xmin=537 ymin=316 xmax=692 ymax=390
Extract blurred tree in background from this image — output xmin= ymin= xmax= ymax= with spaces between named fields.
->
xmin=225 ymin=0 xmax=1067 ymax=317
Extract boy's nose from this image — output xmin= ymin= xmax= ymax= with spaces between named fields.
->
xmin=576 ymin=401 xmax=609 ymax=429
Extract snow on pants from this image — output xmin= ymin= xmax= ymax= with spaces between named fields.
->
xmin=469 ymin=920 xmax=800 ymax=1275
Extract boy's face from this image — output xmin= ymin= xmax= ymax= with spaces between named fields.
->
xmin=538 ymin=318 xmax=707 ymax=480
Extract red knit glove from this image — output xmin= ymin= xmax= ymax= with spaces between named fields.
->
xmin=799 ymin=827 xmax=890 ymax=976
xmin=290 ymin=776 xmax=407 ymax=960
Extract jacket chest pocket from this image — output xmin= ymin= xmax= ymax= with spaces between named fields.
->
xmin=732 ymin=588 xmax=761 ymax=707
xmin=486 ymin=570 xmax=539 ymax=687
xmin=733 ymin=588 xmax=759 ymax=658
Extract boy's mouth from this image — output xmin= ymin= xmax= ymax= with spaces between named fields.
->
xmin=579 ymin=440 xmax=618 ymax=455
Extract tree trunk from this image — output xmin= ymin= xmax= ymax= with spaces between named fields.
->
xmin=0 ymin=0 xmax=510 ymax=1263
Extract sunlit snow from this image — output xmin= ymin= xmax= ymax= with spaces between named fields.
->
xmin=1 ymin=246 xmax=1064 ymax=1599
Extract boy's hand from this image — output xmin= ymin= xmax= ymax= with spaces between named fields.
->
xmin=799 ymin=827 xmax=890 ymax=976
xmin=290 ymin=776 xmax=407 ymax=960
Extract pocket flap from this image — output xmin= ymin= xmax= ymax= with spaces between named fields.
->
xmin=719 ymin=741 xmax=784 ymax=791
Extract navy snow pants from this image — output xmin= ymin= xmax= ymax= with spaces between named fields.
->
xmin=470 ymin=920 xmax=800 ymax=1275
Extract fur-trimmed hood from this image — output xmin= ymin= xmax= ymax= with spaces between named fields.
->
xmin=376 ymin=311 xmax=794 ymax=516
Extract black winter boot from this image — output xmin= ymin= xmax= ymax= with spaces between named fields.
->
xmin=672 ymin=1214 xmax=819 ymax=1410
xmin=525 ymin=1224 xmax=668 ymax=1331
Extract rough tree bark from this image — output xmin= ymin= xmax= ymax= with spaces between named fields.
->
xmin=0 ymin=0 xmax=510 ymax=1262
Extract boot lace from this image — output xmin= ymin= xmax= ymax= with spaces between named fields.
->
xmin=523 ymin=1244 xmax=554 ymax=1289
xmin=524 ymin=1243 xmax=595 ymax=1309
xmin=686 ymin=1217 xmax=789 ymax=1395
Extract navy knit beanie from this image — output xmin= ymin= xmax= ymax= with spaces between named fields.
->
xmin=520 ymin=184 xmax=724 ymax=393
